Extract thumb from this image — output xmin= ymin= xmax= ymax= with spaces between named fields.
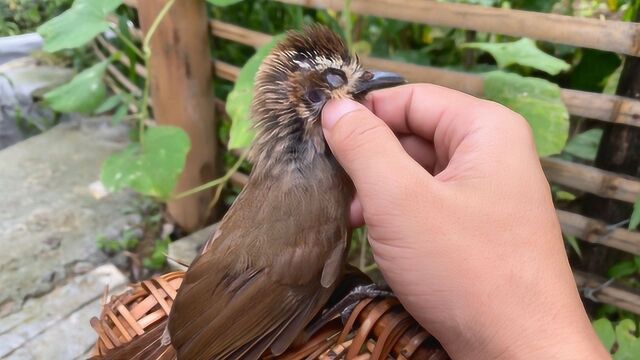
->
xmin=321 ymin=99 xmax=425 ymax=199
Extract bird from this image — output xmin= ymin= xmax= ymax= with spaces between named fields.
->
xmin=93 ymin=24 xmax=405 ymax=360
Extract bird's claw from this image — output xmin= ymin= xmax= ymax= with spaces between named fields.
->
xmin=336 ymin=284 xmax=395 ymax=324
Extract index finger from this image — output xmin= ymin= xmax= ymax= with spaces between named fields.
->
xmin=362 ymin=83 xmax=510 ymax=148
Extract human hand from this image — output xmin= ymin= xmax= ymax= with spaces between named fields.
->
xmin=321 ymin=84 xmax=609 ymax=359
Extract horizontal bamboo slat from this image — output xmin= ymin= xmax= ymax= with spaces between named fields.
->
xmin=574 ymin=271 xmax=640 ymax=315
xmin=93 ymin=42 xmax=143 ymax=97
xmin=209 ymin=20 xmax=640 ymax=128
xmin=96 ymin=35 xmax=147 ymax=77
xmin=542 ymin=158 xmax=640 ymax=204
xmin=126 ymin=0 xmax=640 ymax=57
xmin=212 ymin=60 xmax=240 ymax=82
xmin=275 ymin=0 xmax=640 ymax=57
xmin=558 ymin=210 xmax=640 ymax=255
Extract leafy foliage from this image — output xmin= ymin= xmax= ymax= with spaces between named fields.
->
xmin=101 ymin=126 xmax=191 ymax=200
xmin=614 ymin=319 xmax=640 ymax=359
xmin=593 ymin=318 xmax=616 ymax=352
xmin=37 ymin=0 xmax=123 ymax=52
xmin=0 ymin=0 xmax=73 ymax=36
xmin=226 ymin=34 xmax=284 ymax=149
xmin=563 ymin=128 xmax=603 ymax=161
xmin=96 ymin=229 xmax=140 ymax=253
xmin=593 ymin=318 xmax=640 ymax=358
xmin=608 ymin=259 xmax=640 ymax=279
xmin=630 ymin=197 xmax=640 ymax=230
xmin=206 ymin=0 xmax=246 ymax=6
xmin=570 ymin=49 xmax=622 ymax=92
xmin=43 ymin=60 xmax=109 ymax=114
xmin=483 ymin=71 xmax=569 ymax=156
xmin=143 ymin=238 xmax=171 ymax=270
xmin=564 ymin=235 xmax=582 ymax=258
xmin=462 ymin=38 xmax=570 ymax=75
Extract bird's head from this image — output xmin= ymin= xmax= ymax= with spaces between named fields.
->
xmin=250 ymin=25 xmax=405 ymax=176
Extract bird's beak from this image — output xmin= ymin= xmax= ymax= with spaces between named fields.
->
xmin=354 ymin=70 xmax=406 ymax=96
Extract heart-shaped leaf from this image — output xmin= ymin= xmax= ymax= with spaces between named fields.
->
xmin=43 ymin=60 xmax=109 ymax=114
xmin=38 ymin=0 xmax=123 ymax=52
xmin=484 ymin=71 xmax=569 ymax=157
xmin=226 ymin=34 xmax=284 ymax=150
xmin=101 ymin=126 xmax=191 ymax=200
xmin=462 ymin=38 xmax=570 ymax=75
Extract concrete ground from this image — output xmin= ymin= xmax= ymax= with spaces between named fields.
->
xmin=0 ymin=118 xmax=134 ymax=359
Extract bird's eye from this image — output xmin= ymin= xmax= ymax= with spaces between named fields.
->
xmin=306 ymin=89 xmax=326 ymax=104
xmin=323 ymin=69 xmax=347 ymax=89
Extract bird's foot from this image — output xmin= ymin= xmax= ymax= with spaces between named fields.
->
xmin=305 ymin=283 xmax=394 ymax=338
xmin=335 ymin=283 xmax=395 ymax=324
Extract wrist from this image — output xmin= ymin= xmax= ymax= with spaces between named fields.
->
xmin=444 ymin=297 xmax=609 ymax=360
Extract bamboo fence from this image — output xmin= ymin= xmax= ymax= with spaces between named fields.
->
xmin=110 ymin=0 xmax=640 ymax=315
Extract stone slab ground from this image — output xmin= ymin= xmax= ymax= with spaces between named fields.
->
xmin=0 ymin=118 xmax=134 ymax=358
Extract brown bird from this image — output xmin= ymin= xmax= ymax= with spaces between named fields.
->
xmin=94 ymin=25 xmax=404 ymax=360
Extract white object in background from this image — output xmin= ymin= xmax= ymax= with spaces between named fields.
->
xmin=0 ymin=32 xmax=44 ymax=65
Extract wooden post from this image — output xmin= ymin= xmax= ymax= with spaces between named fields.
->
xmin=138 ymin=0 xmax=218 ymax=232
xmin=581 ymin=13 xmax=640 ymax=280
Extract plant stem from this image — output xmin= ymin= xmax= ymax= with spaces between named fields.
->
xmin=175 ymin=150 xmax=249 ymax=199
xmin=109 ymin=24 xmax=144 ymax=59
xmin=143 ymin=0 xmax=177 ymax=54
xmin=137 ymin=0 xmax=177 ymax=145
xmin=343 ymin=0 xmax=353 ymax=49
xmin=358 ymin=227 xmax=368 ymax=270
xmin=362 ymin=262 xmax=378 ymax=273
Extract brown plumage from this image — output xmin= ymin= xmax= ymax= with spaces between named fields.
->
xmin=94 ymin=24 xmax=404 ymax=360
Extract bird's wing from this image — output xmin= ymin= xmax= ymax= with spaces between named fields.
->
xmin=167 ymin=182 xmax=349 ymax=360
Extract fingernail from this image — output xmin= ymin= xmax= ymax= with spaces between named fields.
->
xmin=322 ymin=99 xmax=362 ymax=130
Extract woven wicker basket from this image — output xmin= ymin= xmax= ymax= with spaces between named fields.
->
xmin=91 ymin=272 xmax=448 ymax=359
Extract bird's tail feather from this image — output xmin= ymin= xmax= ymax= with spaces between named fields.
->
xmin=90 ymin=320 xmax=176 ymax=360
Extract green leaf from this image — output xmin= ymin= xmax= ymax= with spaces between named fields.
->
xmin=101 ymin=126 xmax=191 ymax=200
xmin=564 ymin=235 xmax=582 ymax=258
xmin=38 ymin=0 xmax=123 ymax=52
xmin=206 ymin=0 xmax=245 ymax=6
xmin=143 ymin=238 xmax=170 ymax=270
xmin=226 ymin=34 xmax=284 ymax=150
xmin=592 ymin=318 xmax=616 ymax=352
xmin=353 ymin=40 xmax=372 ymax=56
xmin=112 ymin=103 xmax=129 ymax=124
xmin=614 ymin=319 xmax=640 ymax=360
xmin=604 ymin=65 xmax=623 ymax=95
xmin=607 ymin=260 xmax=638 ymax=279
xmin=563 ymin=128 xmax=603 ymax=161
xmin=43 ymin=60 xmax=109 ymax=114
xmin=555 ymin=190 xmax=577 ymax=201
xmin=95 ymin=94 xmax=122 ymax=114
xmin=462 ymin=38 xmax=570 ymax=75
xmin=570 ymin=49 xmax=621 ymax=93
xmin=484 ymin=71 xmax=569 ymax=157
xmin=630 ymin=196 xmax=640 ymax=230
